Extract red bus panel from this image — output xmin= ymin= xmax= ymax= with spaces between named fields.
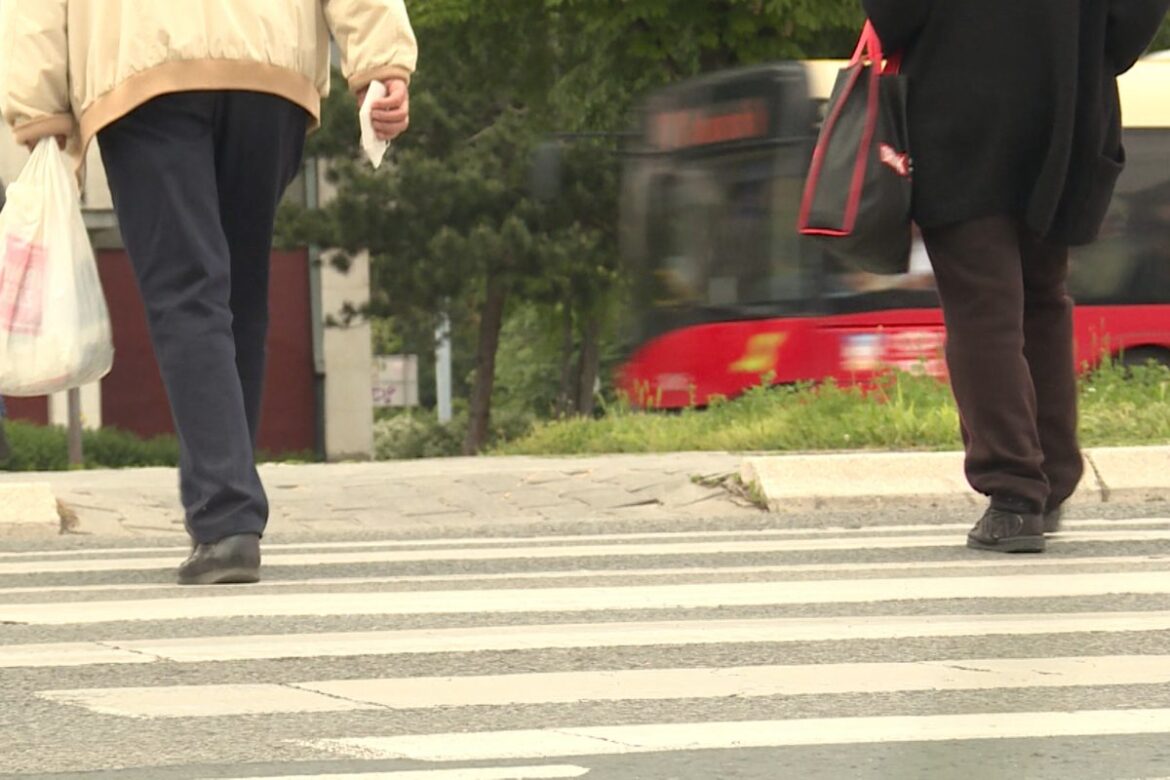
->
xmin=618 ymin=305 xmax=1170 ymax=409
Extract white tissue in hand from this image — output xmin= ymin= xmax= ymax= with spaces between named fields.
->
xmin=359 ymin=80 xmax=389 ymax=168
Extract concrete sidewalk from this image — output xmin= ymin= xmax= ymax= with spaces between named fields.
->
xmin=2 ymin=446 xmax=1169 ymax=538
xmin=0 ymin=453 xmax=755 ymax=538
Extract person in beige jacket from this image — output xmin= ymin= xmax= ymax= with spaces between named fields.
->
xmin=0 ymin=1 xmax=417 ymax=585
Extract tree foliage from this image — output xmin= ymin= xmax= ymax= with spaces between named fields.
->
xmin=1150 ymin=14 xmax=1170 ymax=53
xmin=278 ymin=0 xmax=864 ymax=452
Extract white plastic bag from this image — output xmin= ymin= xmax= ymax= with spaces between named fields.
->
xmin=0 ymin=138 xmax=114 ymax=396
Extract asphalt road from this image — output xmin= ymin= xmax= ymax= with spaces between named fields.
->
xmin=1 ymin=503 xmax=1169 ymax=780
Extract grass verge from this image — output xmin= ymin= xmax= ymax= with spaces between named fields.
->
xmin=498 ymin=360 xmax=1170 ymax=456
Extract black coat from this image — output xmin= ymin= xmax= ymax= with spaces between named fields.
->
xmin=862 ymin=0 xmax=1170 ymax=245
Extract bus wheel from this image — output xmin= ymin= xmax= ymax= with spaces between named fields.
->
xmin=1117 ymin=347 xmax=1170 ymax=375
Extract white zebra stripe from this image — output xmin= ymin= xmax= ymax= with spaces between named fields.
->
xmin=4 ymin=570 xmax=1170 ymax=625
xmin=5 ymin=610 xmax=1170 ymax=668
xmin=38 ymin=655 xmax=1170 ymax=717
xmin=2 ymin=553 xmax=1166 ymax=596
xmin=2 ymin=529 xmax=1168 ymax=575
xmin=212 ymin=768 xmax=590 ymax=779
xmin=3 ymin=516 xmax=1166 ymax=559
xmin=302 ymin=708 xmax=1170 ymax=761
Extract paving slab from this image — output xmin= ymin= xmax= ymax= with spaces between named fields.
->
xmin=0 ymin=453 xmax=756 ymax=537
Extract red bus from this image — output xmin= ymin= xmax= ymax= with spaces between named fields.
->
xmin=617 ymin=58 xmax=1170 ymax=409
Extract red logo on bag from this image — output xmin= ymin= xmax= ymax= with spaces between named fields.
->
xmin=0 ymin=236 xmax=47 ymax=336
xmin=879 ymin=144 xmax=911 ymax=178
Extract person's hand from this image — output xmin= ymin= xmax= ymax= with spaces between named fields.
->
xmin=24 ymin=136 xmax=66 ymax=152
xmin=357 ymin=79 xmax=410 ymax=141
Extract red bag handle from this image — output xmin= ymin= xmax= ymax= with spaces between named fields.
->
xmin=852 ymin=20 xmax=902 ymax=74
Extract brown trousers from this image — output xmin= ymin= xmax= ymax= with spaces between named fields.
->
xmin=921 ymin=215 xmax=1084 ymax=514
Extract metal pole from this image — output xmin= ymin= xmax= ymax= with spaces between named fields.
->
xmin=436 ymin=314 xmax=452 ymax=424
xmin=304 ymin=156 xmax=327 ymax=461
xmin=67 ymin=387 xmax=83 ymax=467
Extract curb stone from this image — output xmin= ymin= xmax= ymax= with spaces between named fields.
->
xmin=740 ymin=446 xmax=1170 ymax=513
xmin=0 ymin=482 xmax=62 ymax=536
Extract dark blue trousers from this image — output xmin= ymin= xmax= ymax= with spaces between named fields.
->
xmin=99 ymin=91 xmax=307 ymax=544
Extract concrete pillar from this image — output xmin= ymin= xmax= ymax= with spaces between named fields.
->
xmin=320 ymin=249 xmax=374 ymax=461
xmin=49 ymin=382 xmax=102 ymax=430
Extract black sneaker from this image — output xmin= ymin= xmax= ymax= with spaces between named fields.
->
xmin=1043 ymin=507 xmax=1063 ymax=534
xmin=177 ymin=533 xmax=261 ymax=585
xmin=967 ymin=506 xmax=1046 ymax=553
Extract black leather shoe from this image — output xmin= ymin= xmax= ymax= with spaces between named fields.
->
xmin=967 ymin=507 xmax=1046 ymax=553
xmin=1043 ymin=507 xmax=1063 ymax=534
xmin=178 ymin=533 xmax=261 ymax=585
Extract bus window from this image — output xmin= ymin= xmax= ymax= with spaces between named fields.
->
xmin=1069 ymin=129 xmax=1170 ymax=304
xmin=643 ymin=153 xmax=809 ymax=310
xmin=644 ymin=170 xmax=717 ymax=306
xmin=820 ymin=229 xmax=938 ymax=298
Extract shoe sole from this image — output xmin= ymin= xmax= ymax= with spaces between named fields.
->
xmin=967 ymin=535 xmax=1046 ymax=553
xmin=178 ymin=567 xmax=260 ymax=586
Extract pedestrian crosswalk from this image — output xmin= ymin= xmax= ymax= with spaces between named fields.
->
xmin=2 ymin=517 xmax=1170 ymax=778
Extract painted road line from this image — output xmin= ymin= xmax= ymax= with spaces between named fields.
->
xmin=212 ymin=767 xmax=590 ymax=780
xmin=39 ymin=684 xmax=381 ymax=718
xmin=303 ymin=708 xmax=1170 ymax=761
xmin=41 ymin=655 xmax=1170 ymax=718
xmin=5 ymin=571 xmax=1170 ymax=625
xmin=6 ymin=610 xmax=1170 ymax=668
xmin=0 ymin=554 xmax=1165 ymax=598
xmin=0 ymin=643 xmax=147 ymax=668
xmin=2 ymin=527 xmax=960 ymax=559
xmin=3 ymin=529 xmax=1170 ymax=576
xmin=3 ymin=517 xmax=1166 ymax=560
xmin=300 ymin=654 xmax=1170 ymax=708
xmin=2 ymin=552 xmax=1167 ymax=597
xmin=0 ymin=525 xmax=1094 ymax=559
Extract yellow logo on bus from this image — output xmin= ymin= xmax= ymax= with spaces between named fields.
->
xmin=730 ymin=333 xmax=788 ymax=374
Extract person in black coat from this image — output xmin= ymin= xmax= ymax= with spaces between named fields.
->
xmin=862 ymin=0 xmax=1170 ymax=552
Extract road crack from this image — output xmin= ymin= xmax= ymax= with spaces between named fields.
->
xmin=939 ymin=663 xmax=993 ymax=673
xmin=97 ymin=641 xmax=166 ymax=662
xmin=1085 ymin=451 xmax=1111 ymax=502
xmin=285 ymin=682 xmax=397 ymax=711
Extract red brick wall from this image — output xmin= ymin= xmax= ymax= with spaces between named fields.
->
xmin=6 ymin=249 xmax=317 ymax=456
xmin=1 ymin=396 xmax=48 ymax=425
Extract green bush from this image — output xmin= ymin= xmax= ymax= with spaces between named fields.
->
xmin=374 ymin=406 xmax=537 ymax=460
xmin=80 ymin=425 xmax=181 ymax=469
xmin=1 ymin=420 xmax=70 ymax=471
xmin=374 ymin=411 xmax=463 ymax=460
xmin=0 ymin=421 xmax=179 ymax=471
xmin=0 ymin=420 xmax=317 ymax=472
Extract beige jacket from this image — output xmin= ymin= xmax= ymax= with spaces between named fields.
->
xmin=0 ymin=0 xmax=417 ymax=155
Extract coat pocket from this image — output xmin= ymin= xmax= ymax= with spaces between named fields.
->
xmin=1076 ymin=148 xmax=1126 ymax=242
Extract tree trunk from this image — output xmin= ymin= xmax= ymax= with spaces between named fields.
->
xmin=462 ymin=277 xmax=509 ymax=455
xmin=575 ymin=314 xmax=602 ymax=417
xmin=555 ymin=303 xmax=575 ymax=417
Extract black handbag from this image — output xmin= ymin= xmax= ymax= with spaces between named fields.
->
xmin=798 ymin=21 xmax=913 ymax=275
